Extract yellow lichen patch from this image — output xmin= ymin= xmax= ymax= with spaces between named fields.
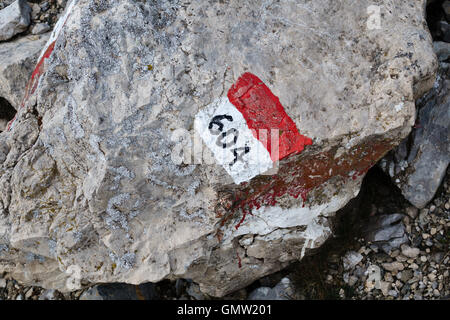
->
xmin=95 ymin=262 xmax=103 ymax=271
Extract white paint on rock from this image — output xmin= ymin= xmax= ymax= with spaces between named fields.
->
xmin=37 ymin=0 xmax=78 ymax=61
xmin=195 ymin=97 xmax=273 ymax=184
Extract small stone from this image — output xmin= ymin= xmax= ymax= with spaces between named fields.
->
xmin=31 ymin=22 xmax=50 ymax=35
xmin=30 ymin=3 xmax=40 ymax=20
xmin=339 ymin=288 xmax=345 ymax=299
xmin=39 ymin=289 xmax=61 ymax=300
xmin=0 ymin=278 xmax=6 ymax=288
xmin=40 ymin=1 xmax=49 ymax=12
xmin=400 ymin=270 xmax=414 ymax=283
xmin=390 ymin=249 xmax=400 ymax=258
xmin=388 ymin=290 xmax=398 ymax=298
xmin=343 ymin=251 xmax=363 ymax=270
xmin=405 ymin=207 xmax=419 ymax=219
xmin=422 ymin=233 xmax=430 ymax=240
xmin=401 ymin=245 xmax=420 ymax=259
xmin=433 ymin=289 xmax=440 ymax=297
xmin=25 ymin=288 xmax=33 ymax=299
xmin=348 ymin=276 xmax=358 ymax=287
xmin=365 ymin=265 xmax=382 ymax=291
xmin=429 ymin=205 xmax=436 ymax=212
xmin=409 ymin=263 xmax=419 ymax=270
xmin=384 ymin=272 xmax=394 ymax=282
xmin=382 ymin=262 xmax=404 ymax=273
xmin=380 ymin=281 xmax=391 ymax=296
xmin=445 ymin=203 xmax=450 ymax=210
xmin=420 ymin=256 xmax=427 ymax=263
xmin=186 ymin=283 xmax=206 ymax=301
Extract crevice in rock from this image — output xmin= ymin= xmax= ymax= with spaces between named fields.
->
xmin=426 ymin=0 xmax=447 ymax=42
xmin=0 ymin=97 xmax=16 ymax=132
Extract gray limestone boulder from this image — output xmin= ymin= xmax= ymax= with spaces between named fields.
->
xmin=0 ymin=0 xmax=31 ymax=42
xmin=380 ymin=65 xmax=449 ymax=208
xmin=0 ymin=0 xmax=437 ymax=297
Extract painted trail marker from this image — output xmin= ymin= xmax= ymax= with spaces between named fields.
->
xmin=6 ymin=0 xmax=78 ymax=131
xmin=195 ymin=72 xmax=312 ymax=184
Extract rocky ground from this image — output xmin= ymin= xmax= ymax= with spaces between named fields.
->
xmin=0 ymin=0 xmax=448 ymax=300
xmin=0 ymin=0 xmax=68 ymax=37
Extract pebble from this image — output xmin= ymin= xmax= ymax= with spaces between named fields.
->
xmin=388 ymin=290 xmax=398 ymax=298
xmin=382 ymin=262 xmax=404 ymax=272
xmin=401 ymin=245 xmax=420 ymax=258
xmin=409 ymin=263 xmax=419 ymax=270
xmin=31 ymin=23 xmax=51 ymax=35
xmin=405 ymin=206 xmax=418 ymax=219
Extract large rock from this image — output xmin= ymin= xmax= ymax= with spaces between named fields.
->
xmin=380 ymin=65 xmax=449 ymax=208
xmin=0 ymin=33 xmax=51 ymax=110
xmin=0 ymin=0 xmax=437 ymax=297
xmin=0 ymin=0 xmax=31 ymax=42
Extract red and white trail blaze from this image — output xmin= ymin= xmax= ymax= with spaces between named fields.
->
xmin=6 ymin=0 xmax=78 ymax=132
xmin=227 ymin=72 xmax=312 ymax=162
xmin=195 ymin=72 xmax=312 ymax=185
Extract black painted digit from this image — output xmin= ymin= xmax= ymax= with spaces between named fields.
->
xmin=216 ymin=128 xmax=238 ymax=148
xmin=230 ymin=146 xmax=250 ymax=166
xmin=208 ymin=115 xmax=233 ymax=135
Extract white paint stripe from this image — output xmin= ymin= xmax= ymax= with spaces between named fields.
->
xmin=195 ymin=97 xmax=273 ymax=184
xmin=37 ymin=0 xmax=78 ymax=62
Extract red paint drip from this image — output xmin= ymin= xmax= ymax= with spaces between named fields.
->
xmin=236 ymin=251 xmax=242 ymax=268
xmin=221 ymin=140 xmax=393 ymax=231
xmin=228 ymin=72 xmax=312 ymax=162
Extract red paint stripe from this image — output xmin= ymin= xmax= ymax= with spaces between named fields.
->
xmin=227 ymin=73 xmax=312 ymax=162
xmin=6 ymin=41 xmax=56 ymax=131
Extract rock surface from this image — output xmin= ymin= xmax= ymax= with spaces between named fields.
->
xmin=79 ymin=283 xmax=158 ymax=300
xmin=380 ymin=65 xmax=449 ymax=209
xmin=0 ymin=0 xmax=31 ymax=42
xmin=0 ymin=33 xmax=50 ymax=109
xmin=362 ymin=214 xmax=409 ymax=254
xmin=248 ymin=277 xmax=293 ymax=300
xmin=0 ymin=0 xmax=437 ymax=297
xmin=31 ymin=23 xmax=51 ymax=35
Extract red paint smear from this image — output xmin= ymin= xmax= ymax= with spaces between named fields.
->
xmin=236 ymin=251 xmax=242 ymax=268
xmin=6 ymin=41 xmax=56 ymax=131
xmin=217 ymin=138 xmax=394 ymax=231
xmin=227 ymin=73 xmax=312 ymax=162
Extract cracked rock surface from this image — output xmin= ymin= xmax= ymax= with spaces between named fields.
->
xmin=0 ymin=0 xmax=438 ymax=297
